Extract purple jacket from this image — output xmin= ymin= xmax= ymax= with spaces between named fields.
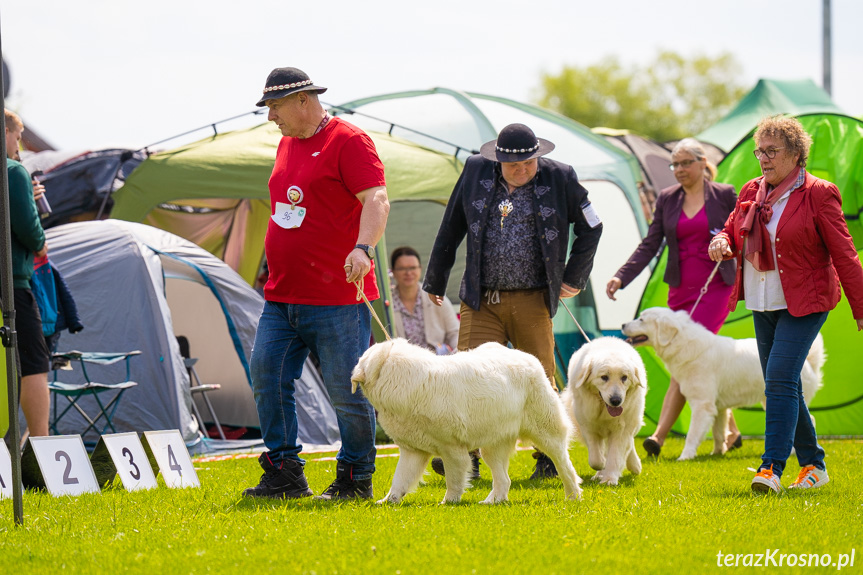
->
xmin=615 ymin=180 xmax=737 ymax=289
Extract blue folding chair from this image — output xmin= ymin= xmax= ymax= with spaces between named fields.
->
xmin=49 ymin=350 xmax=141 ymax=438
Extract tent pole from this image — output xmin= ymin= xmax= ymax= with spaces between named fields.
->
xmin=0 ymin=11 xmax=25 ymax=526
xmin=823 ymin=0 xmax=832 ymax=96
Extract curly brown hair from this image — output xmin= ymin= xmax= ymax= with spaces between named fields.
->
xmin=754 ymin=115 xmax=812 ymax=167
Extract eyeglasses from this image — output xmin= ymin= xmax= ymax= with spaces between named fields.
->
xmin=393 ymin=266 xmax=421 ymax=273
xmin=753 ymin=147 xmax=785 ymax=160
xmin=669 ymin=159 xmax=698 ymax=171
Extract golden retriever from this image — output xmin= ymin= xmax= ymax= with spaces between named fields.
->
xmin=351 ymin=338 xmax=582 ymax=504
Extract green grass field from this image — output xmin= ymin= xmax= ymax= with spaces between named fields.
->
xmin=2 ymin=437 xmax=862 ymax=574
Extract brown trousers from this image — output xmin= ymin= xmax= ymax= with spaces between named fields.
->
xmin=458 ymin=288 xmax=556 ymax=389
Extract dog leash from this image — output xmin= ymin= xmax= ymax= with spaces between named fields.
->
xmin=560 ymin=300 xmax=591 ymax=343
xmin=689 ymin=260 xmax=723 ymax=317
xmin=346 ymin=269 xmax=392 ymax=341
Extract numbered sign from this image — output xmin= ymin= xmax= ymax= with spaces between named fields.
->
xmin=0 ymin=441 xmax=13 ymax=500
xmin=27 ymin=435 xmax=100 ymax=496
xmin=91 ymin=433 xmax=158 ymax=491
xmin=142 ymin=430 xmax=199 ymax=488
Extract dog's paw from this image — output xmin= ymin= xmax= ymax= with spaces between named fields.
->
xmin=592 ymin=472 xmax=619 ymax=486
xmin=377 ymin=494 xmax=401 ymax=505
xmin=566 ymin=487 xmax=583 ymax=500
xmin=479 ymin=495 xmax=509 ymax=504
xmin=677 ymin=452 xmax=696 ymax=461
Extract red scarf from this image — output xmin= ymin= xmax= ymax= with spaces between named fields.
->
xmin=740 ymin=166 xmax=801 ymax=271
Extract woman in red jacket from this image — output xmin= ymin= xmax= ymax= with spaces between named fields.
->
xmin=710 ymin=116 xmax=863 ymax=494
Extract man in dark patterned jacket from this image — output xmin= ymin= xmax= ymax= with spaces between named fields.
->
xmin=424 ymin=123 xmax=603 ymax=480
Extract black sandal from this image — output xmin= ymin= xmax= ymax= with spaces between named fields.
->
xmin=643 ymin=437 xmax=661 ymax=457
xmin=727 ymin=434 xmax=743 ymax=451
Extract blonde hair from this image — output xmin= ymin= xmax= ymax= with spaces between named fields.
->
xmin=671 ymin=137 xmax=717 ymax=181
xmin=754 ymin=115 xmax=812 ymax=167
xmin=4 ymin=109 xmax=23 ymax=132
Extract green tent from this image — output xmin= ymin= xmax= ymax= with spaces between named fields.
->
xmin=115 ymin=91 xmax=652 ymax=377
xmin=697 ymin=78 xmax=843 ymax=152
xmin=112 ymin=122 xmax=463 ymax=283
xmin=637 ymin=113 xmax=863 ymax=437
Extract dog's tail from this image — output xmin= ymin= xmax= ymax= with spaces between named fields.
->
xmin=806 ymin=333 xmax=826 ymax=392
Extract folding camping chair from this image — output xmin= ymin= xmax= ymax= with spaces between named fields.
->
xmin=176 ymin=336 xmax=226 ymax=440
xmin=48 ymin=350 xmax=140 ymax=438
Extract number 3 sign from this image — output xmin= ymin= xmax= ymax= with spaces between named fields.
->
xmin=91 ymin=432 xmax=158 ymax=491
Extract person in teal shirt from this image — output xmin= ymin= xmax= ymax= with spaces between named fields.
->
xmin=5 ymin=109 xmax=50 ymax=439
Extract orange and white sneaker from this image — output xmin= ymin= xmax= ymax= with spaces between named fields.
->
xmin=789 ymin=465 xmax=829 ymax=490
xmin=751 ymin=465 xmax=782 ymax=493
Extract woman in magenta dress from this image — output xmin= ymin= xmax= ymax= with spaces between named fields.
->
xmin=606 ymin=138 xmax=738 ymax=457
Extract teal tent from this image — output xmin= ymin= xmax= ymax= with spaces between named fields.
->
xmin=637 ymin=108 xmax=863 ymax=437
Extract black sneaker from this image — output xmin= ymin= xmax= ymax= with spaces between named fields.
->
xmin=316 ymin=463 xmax=373 ymax=500
xmin=429 ymin=451 xmax=481 ymax=480
xmin=530 ymin=451 xmax=558 ymax=479
xmin=243 ymin=453 xmax=313 ymax=499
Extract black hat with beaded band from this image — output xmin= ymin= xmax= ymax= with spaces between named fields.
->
xmin=256 ymin=67 xmax=328 ymax=107
xmin=479 ymin=123 xmax=555 ymax=163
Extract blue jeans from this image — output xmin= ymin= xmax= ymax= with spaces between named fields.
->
xmin=752 ymin=309 xmax=828 ymax=478
xmin=250 ymin=301 xmax=376 ymax=479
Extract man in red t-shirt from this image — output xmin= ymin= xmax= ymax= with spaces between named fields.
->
xmin=243 ymin=68 xmax=389 ymax=501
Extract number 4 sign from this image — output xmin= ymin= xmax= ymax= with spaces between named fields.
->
xmin=91 ymin=433 xmax=158 ymax=491
xmin=142 ymin=430 xmax=199 ymax=488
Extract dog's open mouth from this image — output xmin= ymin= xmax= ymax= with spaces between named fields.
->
xmin=625 ymin=335 xmax=648 ymax=345
xmin=606 ymin=404 xmax=624 ymax=417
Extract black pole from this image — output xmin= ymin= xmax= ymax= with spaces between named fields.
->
xmin=0 ymin=11 xmax=25 ymax=526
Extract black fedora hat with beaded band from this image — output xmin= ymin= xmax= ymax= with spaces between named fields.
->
xmin=479 ymin=123 xmax=555 ymax=163
xmin=255 ymin=67 xmax=327 ymax=107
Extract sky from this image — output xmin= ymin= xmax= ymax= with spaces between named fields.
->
xmin=1 ymin=0 xmax=861 ymax=151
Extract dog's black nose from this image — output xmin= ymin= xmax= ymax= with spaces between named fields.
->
xmin=609 ymin=396 xmax=622 ymax=407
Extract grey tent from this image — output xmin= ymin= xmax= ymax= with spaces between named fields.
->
xmin=44 ymin=220 xmax=340 ymax=446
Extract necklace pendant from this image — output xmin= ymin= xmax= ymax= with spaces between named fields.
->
xmin=498 ymin=199 xmax=514 ymax=229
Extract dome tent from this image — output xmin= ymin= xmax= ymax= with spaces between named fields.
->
xmin=333 ymin=88 xmax=650 ymax=366
xmin=637 ymin=103 xmax=863 ymax=437
xmin=0 ymin=220 xmax=342 ymax=447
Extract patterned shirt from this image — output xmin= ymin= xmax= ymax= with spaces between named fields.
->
xmin=392 ymin=289 xmax=431 ymax=350
xmin=480 ymin=170 xmax=547 ymax=290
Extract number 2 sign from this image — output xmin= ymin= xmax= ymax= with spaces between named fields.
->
xmin=27 ymin=436 xmax=100 ymax=496
xmin=142 ymin=430 xmax=199 ymax=488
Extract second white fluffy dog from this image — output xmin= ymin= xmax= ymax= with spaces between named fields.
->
xmin=561 ymin=337 xmax=647 ymax=485
xmin=621 ymin=307 xmax=824 ymax=461
xmin=351 ymin=338 xmax=582 ymax=504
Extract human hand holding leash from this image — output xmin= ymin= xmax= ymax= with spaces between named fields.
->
xmin=709 ymin=236 xmax=733 ymax=262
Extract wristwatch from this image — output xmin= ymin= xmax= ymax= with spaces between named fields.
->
xmin=355 ymin=244 xmax=375 ymax=260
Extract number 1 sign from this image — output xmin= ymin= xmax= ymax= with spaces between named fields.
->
xmin=142 ymin=430 xmax=199 ymax=488
xmin=0 ymin=441 xmax=13 ymax=500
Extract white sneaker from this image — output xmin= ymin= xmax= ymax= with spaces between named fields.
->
xmin=788 ymin=465 xmax=829 ymax=490
xmin=751 ymin=465 xmax=782 ymax=494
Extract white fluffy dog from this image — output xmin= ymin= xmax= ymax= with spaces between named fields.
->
xmin=621 ymin=307 xmax=824 ymax=460
xmin=351 ymin=338 xmax=582 ymax=504
xmin=561 ymin=337 xmax=646 ymax=485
